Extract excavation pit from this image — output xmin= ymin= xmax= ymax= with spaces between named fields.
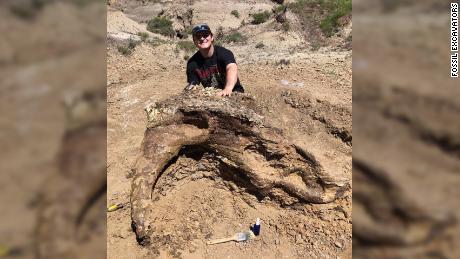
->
xmin=130 ymin=88 xmax=349 ymax=257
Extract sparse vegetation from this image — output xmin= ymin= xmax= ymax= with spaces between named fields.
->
xmin=137 ymin=32 xmax=149 ymax=42
xmin=177 ymin=41 xmax=197 ymax=53
xmin=147 ymin=17 xmax=175 ymax=37
xmin=343 ymin=34 xmax=352 ymax=49
xmin=310 ymin=41 xmax=321 ymax=51
xmin=213 ymin=27 xmax=224 ymax=46
xmin=149 ymin=37 xmax=169 ymax=48
xmin=117 ymin=38 xmax=139 ymax=56
xmin=289 ymin=0 xmax=351 ymax=37
xmin=231 ymin=10 xmax=240 ymax=18
xmin=282 ymin=22 xmax=290 ymax=31
xmin=222 ymin=32 xmax=247 ymax=43
xmin=277 ymin=59 xmax=290 ymax=66
xmin=251 ymin=11 xmax=271 ymax=24
xmin=184 ymin=26 xmax=193 ymax=36
xmin=117 ymin=46 xmax=130 ymax=55
xmin=273 ymin=5 xmax=286 ymax=14
xmin=215 ymin=26 xmax=225 ymax=40
xmin=319 ymin=0 xmax=352 ymax=36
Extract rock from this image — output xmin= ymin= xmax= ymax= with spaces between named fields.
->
xmin=296 ymin=234 xmax=303 ymax=243
xmin=334 ymin=241 xmax=342 ymax=248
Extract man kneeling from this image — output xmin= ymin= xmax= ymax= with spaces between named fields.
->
xmin=185 ymin=23 xmax=244 ymax=97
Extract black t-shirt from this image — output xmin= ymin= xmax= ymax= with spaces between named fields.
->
xmin=186 ymin=46 xmax=244 ymax=92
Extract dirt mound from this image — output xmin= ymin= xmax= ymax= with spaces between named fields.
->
xmin=129 ymin=88 xmax=350 ymax=257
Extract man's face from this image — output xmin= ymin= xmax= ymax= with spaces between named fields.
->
xmin=193 ymin=31 xmax=213 ymax=49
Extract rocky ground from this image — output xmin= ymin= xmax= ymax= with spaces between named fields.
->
xmin=107 ymin=0 xmax=352 ymax=258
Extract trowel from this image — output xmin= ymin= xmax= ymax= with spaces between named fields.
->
xmin=206 ymin=231 xmax=255 ymax=245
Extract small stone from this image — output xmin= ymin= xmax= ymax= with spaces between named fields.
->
xmin=295 ymin=234 xmax=302 ymax=243
xmin=334 ymin=241 xmax=343 ymax=248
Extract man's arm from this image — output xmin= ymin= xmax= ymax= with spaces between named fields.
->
xmin=186 ymin=60 xmax=200 ymax=91
xmin=218 ymin=63 xmax=238 ymax=97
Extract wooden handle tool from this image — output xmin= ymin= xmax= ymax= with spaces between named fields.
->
xmin=206 ymin=231 xmax=255 ymax=245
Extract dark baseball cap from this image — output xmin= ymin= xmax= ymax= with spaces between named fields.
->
xmin=192 ymin=23 xmax=211 ymax=35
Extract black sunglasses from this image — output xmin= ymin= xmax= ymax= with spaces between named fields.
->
xmin=194 ymin=32 xmax=211 ymax=39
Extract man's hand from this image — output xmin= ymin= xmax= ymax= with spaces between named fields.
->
xmin=218 ymin=63 xmax=238 ymax=97
xmin=217 ymin=88 xmax=232 ymax=97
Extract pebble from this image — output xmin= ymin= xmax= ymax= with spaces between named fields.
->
xmin=295 ymin=234 xmax=302 ymax=243
xmin=334 ymin=242 xmax=342 ymax=248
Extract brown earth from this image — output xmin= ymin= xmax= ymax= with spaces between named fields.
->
xmin=1 ymin=1 xmax=106 ymax=258
xmin=352 ymin=2 xmax=460 ymax=258
xmin=107 ymin=0 xmax=351 ymax=258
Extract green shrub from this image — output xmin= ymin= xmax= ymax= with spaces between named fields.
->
xmin=117 ymin=38 xmax=138 ymax=56
xmin=137 ymin=32 xmax=149 ymax=42
xmin=231 ymin=10 xmax=240 ymax=18
xmin=147 ymin=17 xmax=175 ymax=37
xmin=251 ymin=11 xmax=271 ymax=24
xmin=128 ymin=38 xmax=137 ymax=49
xmin=290 ymin=0 xmax=351 ymax=37
xmin=310 ymin=41 xmax=322 ymax=51
xmin=223 ymin=32 xmax=246 ymax=43
xmin=273 ymin=5 xmax=286 ymax=14
xmin=177 ymin=41 xmax=197 ymax=53
xmin=117 ymin=46 xmax=131 ymax=55
xmin=319 ymin=0 xmax=352 ymax=36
